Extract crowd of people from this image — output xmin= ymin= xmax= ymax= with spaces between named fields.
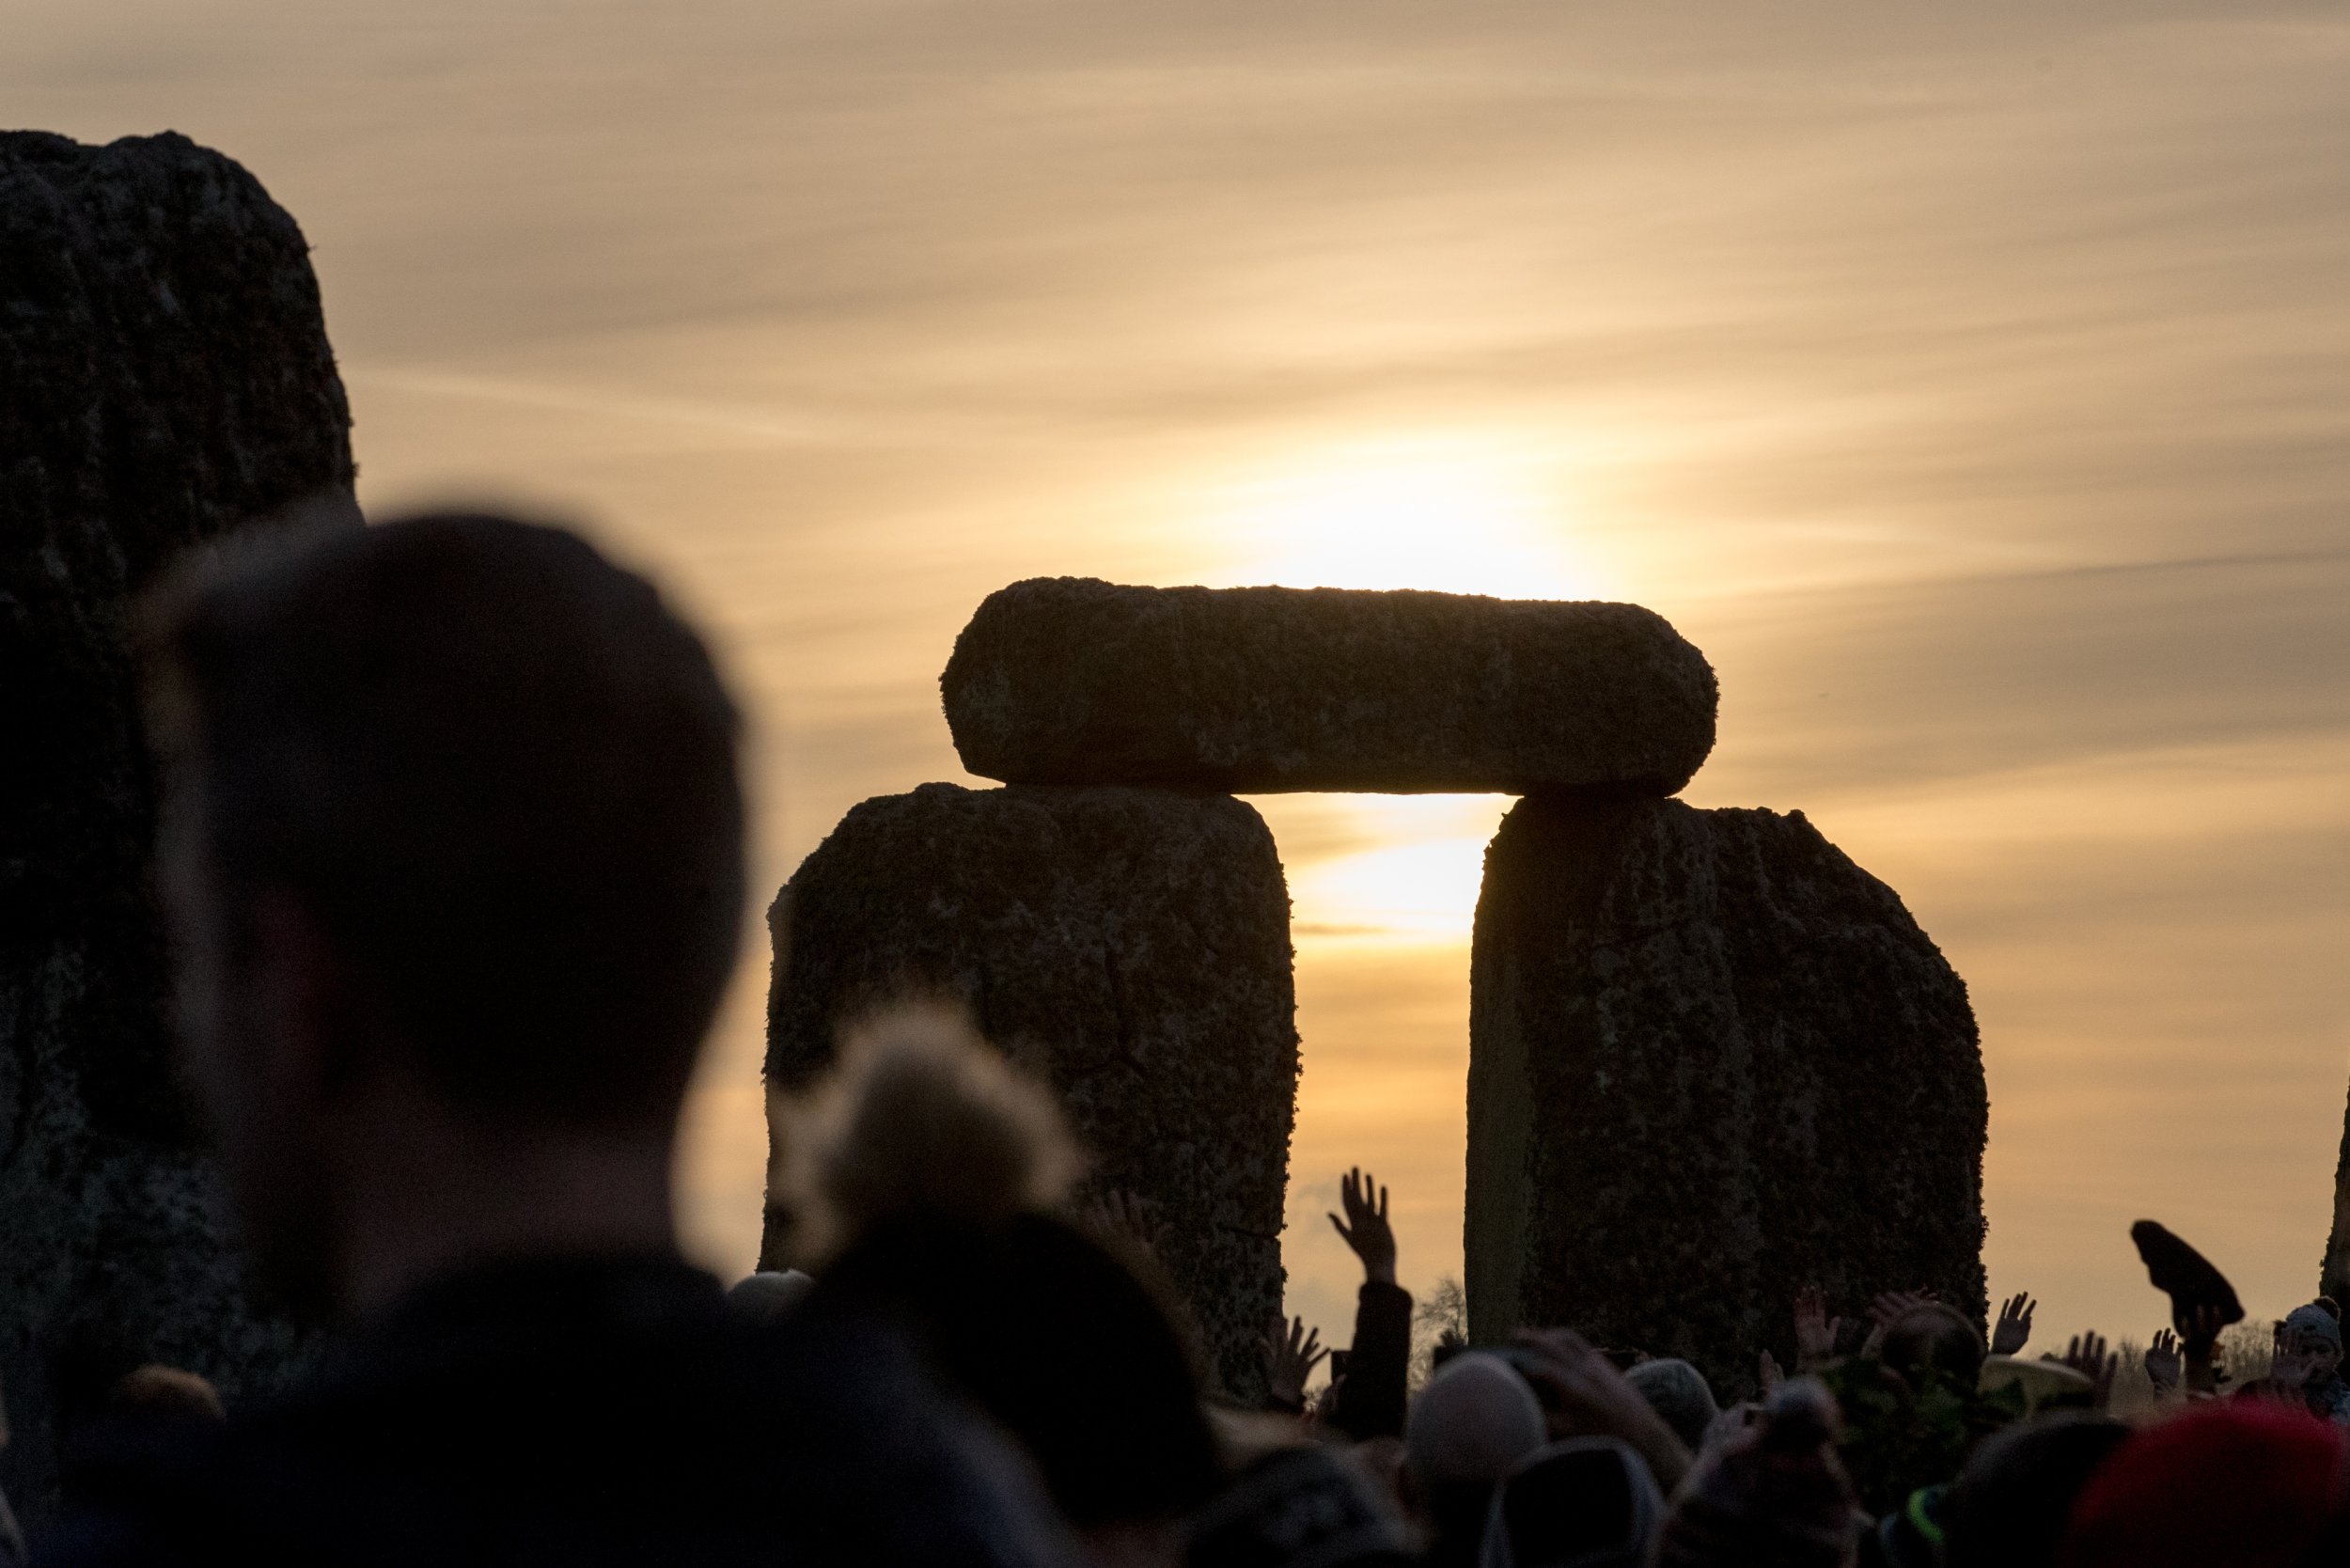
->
xmin=3 ymin=510 xmax=2345 ymax=1565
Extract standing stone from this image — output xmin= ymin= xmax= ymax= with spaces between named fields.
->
xmin=2322 ymin=1092 xmax=2350 ymax=1307
xmin=1467 ymin=796 xmax=1985 ymax=1396
xmin=944 ymin=577 xmax=1718 ymax=794
xmin=2 ymin=132 xmax=354 ymax=1520
xmin=764 ymin=783 xmax=1298 ymax=1401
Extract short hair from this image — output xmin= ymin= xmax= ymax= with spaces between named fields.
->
xmin=143 ymin=512 xmax=744 ymax=1127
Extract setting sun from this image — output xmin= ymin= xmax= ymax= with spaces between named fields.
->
xmin=1198 ymin=434 xmax=1600 ymax=601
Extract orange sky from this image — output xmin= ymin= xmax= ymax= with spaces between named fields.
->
xmin=17 ymin=0 xmax=2349 ymax=1355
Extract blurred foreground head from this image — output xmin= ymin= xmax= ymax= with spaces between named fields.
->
xmin=143 ymin=511 xmax=744 ymax=1316
xmin=785 ymin=1007 xmax=1220 ymax=1544
xmin=1655 ymin=1378 xmax=1861 ymax=1568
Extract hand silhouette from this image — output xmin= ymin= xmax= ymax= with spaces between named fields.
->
xmin=1992 ymin=1293 xmax=2036 ymax=1356
xmin=1793 ymin=1286 xmax=1843 ymax=1371
xmin=1260 ymin=1313 xmax=1325 ymax=1413
xmin=2144 ymin=1328 xmax=2183 ymax=1394
xmin=1328 ymin=1167 xmax=1397 ymax=1286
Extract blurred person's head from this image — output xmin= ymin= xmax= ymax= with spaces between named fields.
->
xmin=1625 ymin=1359 xmax=1718 ymax=1454
xmin=143 ymin=512 xmax=744 ymax=1318
xmin=1875 ymin=1303 xmax=1987 ymax=1388
xmin=1480 ymin=1438 xmax=1660 ymax=1568
xmin=2057 ymin=1401 xmax=2347 ymax=1568
xmin=1403 ymin=1353 xmax=1547 ymax=1567
xmin=785 ymin=1007 xmax=1218 ymax=1561
xmin=1940 ymin=1412 xmax=2128 ymax=1568
xmin=2283 ymin=1301 xmax=2344 ymax=1383
xmin=105 ymin=1365 xmax=226 ymax=1428
xmin=1655 ymin=1377 xmax=1861 ymax=1568
xmin=1188 ymin=1444 xmax=1411 ymax=1568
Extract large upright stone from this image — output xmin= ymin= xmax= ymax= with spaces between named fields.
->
xmin=943 ymin=577 xmax=1718 ymax=794
xmin=1467 ymin=796 xmax=1986 ymax=1396
xmin=764 ymin=783 xmax=1298 ymax=1401
xmin=2 ymin=132 xmax=353 ymax=1518
xmin=2322 ymin=1091 xmax=2350 ymax=1307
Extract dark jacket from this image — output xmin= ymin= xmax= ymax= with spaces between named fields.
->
xmin=45 ymin=1255 xmax=1075 ymax=1568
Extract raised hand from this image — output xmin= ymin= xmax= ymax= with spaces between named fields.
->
xmin=1793 ymin=1286 xmax=1843 ymax=1371
xmin=1087 ymin=1187 xmax=1167 ymax=1260
xmin=2144 ymin=1328 xmax=2183 ymax=1394
xmin=1758 ymin=1348 xmax=1785 ymax=1393
xmin=1328 ymin=1167 xmax=1398 ymax=1286
xmin=1992 ymin=1293 xmax=2037 ymax=1356
xmin=2270 ymin=1322 xmax=2316 ymax=1393
xmin=2060 ymin=1331 xmax=2119 ymax=1409
xmin=1260 ymin=1313 xmax=1326 ymax=1414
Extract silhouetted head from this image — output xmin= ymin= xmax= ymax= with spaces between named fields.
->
xmin=143 ymin=511 xmax=743 ymax=1312
xmin=1876 ymin=1303 xmax=1987 ymax=1388
xmin=1404 ymin=1354 xmax=1548 ymax=1567
xmin=1482 ymin=1438 xmax=1661 ymax=1568
xmin=1940 ymin=1412 xmax=2127 ymax=1568
xmin=1655 ymin=1378 xmax=1860 ymax=1568
xmin=784 ymin=1008 xmax=1218 ymax=1541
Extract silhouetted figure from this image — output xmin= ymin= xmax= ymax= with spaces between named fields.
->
xmin=46 ymin=514 xmax=1071 ymax=1567
xmin=1322 ymin=1168 xmax=1414 ymax=1444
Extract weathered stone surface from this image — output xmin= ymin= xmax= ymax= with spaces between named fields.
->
xmin=2 ymin=132 xmax=353 ymax=1519
xmin=942 ymin=577 xmax=1718 ymax=794
xmin=2322 ymin=1097 xmax=2350 ymax=1307
xmin=763 ymin=783 xmax=1298 ymax=1401
xmin=1466 ymin=796 xmax=1986 ymax=1397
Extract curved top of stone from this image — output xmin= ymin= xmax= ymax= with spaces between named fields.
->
xmin=942 ymin=577 xmax=1717 ymax=795
xmin=1 ymin=130 xmax=355 ymax=581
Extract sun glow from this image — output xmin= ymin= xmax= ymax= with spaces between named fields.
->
xmin=1198 ymin=434 xmax=1598 ymax=600
xmin=1261 ymin=793 xmax=1516 ymax=947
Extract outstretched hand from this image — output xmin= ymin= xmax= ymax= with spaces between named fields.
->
xmin=1261 ymin=1313 xmax=1326 ymax=1414
xmin=2059 ymin=1332 xmax=2119 ymax=1409
xmin=1793 ymin=1286 xmax=1842 ymax=1371
xmin=1992 ymin=1293 xmax=2036 ymax=1356
xmin=1328 ymin=1167 xmax=1397 ymax=1286
xmin=1088 ymin=1188 xmax=1167 ymax=1260
xmin=2145 ymin=1328 xmax=2183 ymax=1395
xmin=2270 ymin=1322 xmax=2316 ymax=1393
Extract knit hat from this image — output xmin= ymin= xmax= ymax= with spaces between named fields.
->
xmin=1188 ymin=1444 xmax=1412 ymax=1568
xmin=2056 ymin=1401 xmax=2346 ymax=1568
xmin=1480 ymin=1438 xmax=1661 ymax=1568
xmin=1407 ymin=1354 xmax=1549 ymax=1489
xmin=2284 ymin=1303 xmax=2344 ymax=1353
xmin=1654 ymin=1377 xmax=1862 ymax=1568
xmin=1626 ymin=1359 xmax=1720 ymax=1454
